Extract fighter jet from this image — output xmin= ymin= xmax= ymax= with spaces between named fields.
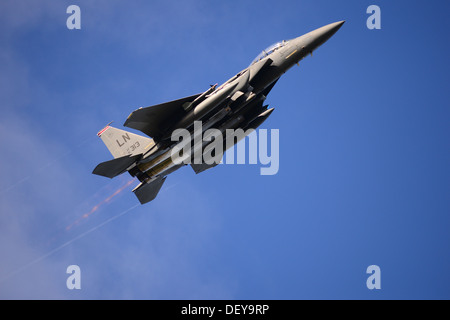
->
xmin=93 ymin=20 xmax=345 ymax=204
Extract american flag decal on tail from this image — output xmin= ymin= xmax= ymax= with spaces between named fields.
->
xmin=97 ymin=125 xmax=110 ymax=137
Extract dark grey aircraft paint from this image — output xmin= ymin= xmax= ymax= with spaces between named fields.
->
xmin=93 ymin=21 xmax=345 ymax=204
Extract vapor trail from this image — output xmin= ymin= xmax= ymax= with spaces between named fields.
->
xmin=65 ymin=178 xmax=135 ymax=231
xmin=0 ymin=136 xmax=95 ymax=195
xmin=0 ymin=203 xmax=140 ymax=284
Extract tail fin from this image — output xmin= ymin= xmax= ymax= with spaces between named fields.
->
xmin=97 ymin=124 xmax=155 ymax=158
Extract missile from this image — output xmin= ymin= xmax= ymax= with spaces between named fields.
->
xmin=164 ymin=69 xmax=251 ymax=139
xmin=164 ymin=81 xmax=238 ymax=139
xmin=182 ymin=83 xmax=218 ymax=112
xmin=244 ymin=107 xmax=274 ymax=130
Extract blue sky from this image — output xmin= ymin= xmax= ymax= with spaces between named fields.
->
xmin=0 ymin=0 xmax=449 ymax=299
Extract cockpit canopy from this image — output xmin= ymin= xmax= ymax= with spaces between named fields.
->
xmin=250 ymin=40 xmax=288 ymax=66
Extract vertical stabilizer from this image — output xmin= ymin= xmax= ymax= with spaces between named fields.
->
xmin=97 ymin=125 xmax=154 ymax=158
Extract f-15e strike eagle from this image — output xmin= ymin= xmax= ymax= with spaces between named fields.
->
xmin=93 ymin=21 xmax=345 ymax=204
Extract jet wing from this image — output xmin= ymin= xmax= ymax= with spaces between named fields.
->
xmin=124 ymin=93 xmax=201 ymax=139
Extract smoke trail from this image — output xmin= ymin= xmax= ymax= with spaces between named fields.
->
xmin=65 ymin=178 xmax=135 ymax=231
xmin=1 ymin=171 xmax=175 ymax=285
xmin=0 ymin=203 xmax=140 ymax=284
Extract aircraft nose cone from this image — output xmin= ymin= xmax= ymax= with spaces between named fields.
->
xmin=291 ymin=20 xmax=345 ymax=55
xmin=326 ymin=20 xmax=346 ymax=32
xmin=308 ymin=20 xmax=345 ymax=49
xmin=320 ymin=20 xmax=345 ymax=39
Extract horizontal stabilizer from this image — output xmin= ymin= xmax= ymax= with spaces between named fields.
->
xmin=133 ymin=176 xmax=167 ymax=204
xmin=92 ymin=154 xmax=141 ymax=178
